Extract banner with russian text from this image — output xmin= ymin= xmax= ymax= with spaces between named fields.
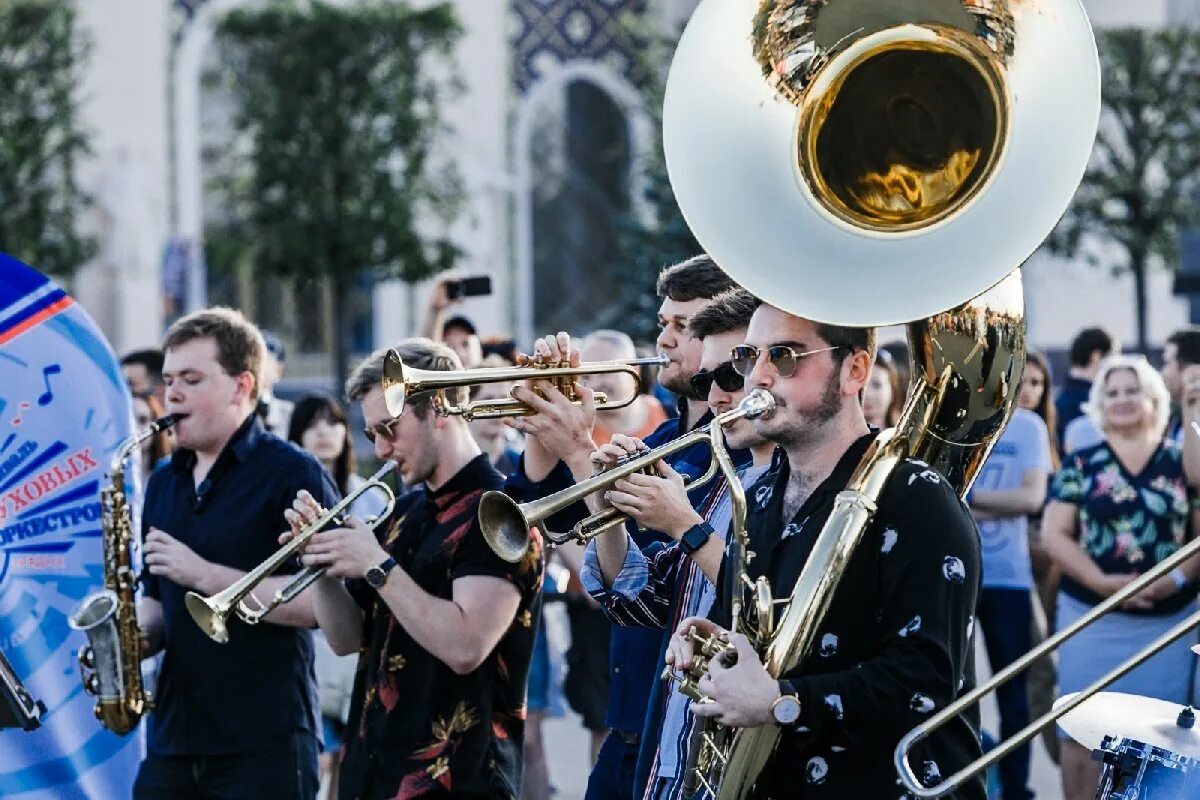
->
xmin=0 ymin=255 xmax=142 ymax=798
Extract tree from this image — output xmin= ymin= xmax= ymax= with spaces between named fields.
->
xmin=0 ymin=0 xmax=94 ymax=277
xmin=208 ymin=0 xmax=463 ymax=386
xmin=1047 ymin=28 xmax=1200 ymax=354
xmin=611 ymin=12 xmax=701 ymax=343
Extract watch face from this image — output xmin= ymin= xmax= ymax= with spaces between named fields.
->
xmin=364 ymin=567 xmax=385 ymax=589
xmin=773 ymin=696 xmax=801 ymax=726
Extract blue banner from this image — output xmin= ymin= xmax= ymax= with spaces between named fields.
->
xmin=0 ymin=255 xmax=142 ymax=798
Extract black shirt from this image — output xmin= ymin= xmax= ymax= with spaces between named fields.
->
xmin=339 ymin=454 xmax=544 ymax=800
xmin=710 ymin=435 xmax=986 ymax=800
xmin=142 ymin=413 xmax=339 ymax=755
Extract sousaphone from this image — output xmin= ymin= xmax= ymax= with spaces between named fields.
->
xmin=661 ymin=1 xmax=1100 ymax=797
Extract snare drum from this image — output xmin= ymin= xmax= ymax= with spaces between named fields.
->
xmin=1092 ymin=736 xmax=1199 ymax=799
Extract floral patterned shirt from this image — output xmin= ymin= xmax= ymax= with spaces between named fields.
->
xmin=1050 ymin=438 xmax=1199 ymax=615
xmin=338 ymin=455 xmax=544 ymax=799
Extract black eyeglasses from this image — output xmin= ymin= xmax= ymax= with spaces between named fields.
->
xmin=363 ymin=416 xmax=401 ymax=444
xmin=730 ymin=344 xmax=844 ymax=378
xmin=690 ymin=362 xmax=745 ymax=397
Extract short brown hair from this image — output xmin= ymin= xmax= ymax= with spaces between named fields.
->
xmin=816 ymin=321 xmax=876 ymax=366
xmin=162 ymin=307 xmax=265 ymax=400
xmin=688 ymin=289 xmax=762 ymax=340
xmin=656 ymin=255 xmax=737 ymax=302
xmin=345 ymin=337 xmax=463 ymax=417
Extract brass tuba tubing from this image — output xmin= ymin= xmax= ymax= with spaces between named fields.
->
xmin=895 ymin=529 xmax=1200 ymax=797
xmin=479 ymin=390 xmax=775 ymax=563
xmin=382 ymin=349 xmax=669 ymax=420
xmin=185 ymin=461 xmax=397 ymax=643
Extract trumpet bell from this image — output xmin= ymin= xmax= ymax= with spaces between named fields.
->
xmin=184 ymin=592 xmax=229 ymax=644
xmin=663 ymin=0 xmax=1100 ymax=326
xmin=479 ymin=491 xmax=534 ymax=564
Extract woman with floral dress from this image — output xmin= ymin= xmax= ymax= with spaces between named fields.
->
xmin=1043 ymin=355 xmax=1200 ymax=800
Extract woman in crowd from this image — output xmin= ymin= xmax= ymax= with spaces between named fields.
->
xmin=863 ymin=348 xmax=902 ymax=429
xmin=1016 ymin=351 xmax=1063 ymax=763
xmin=287 ymin=394 xmax=386 ymax=799
xmin=1043 ymin=355 xmax=1200 ymax=800
xmin=132 ymin=391 xmax=174 ymax=479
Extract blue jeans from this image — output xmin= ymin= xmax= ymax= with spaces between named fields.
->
xmin=978 ymin=587 xmax=1035 ymax=800
xmin=133 ymin=731 xmax=319 ymax=800
xmin=586 ymin=729 xmax=640 ymax=800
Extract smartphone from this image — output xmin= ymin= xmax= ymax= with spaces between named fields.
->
xmin=445 ymin=275 xmax=492 ymax=300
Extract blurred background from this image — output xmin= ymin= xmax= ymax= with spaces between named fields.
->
xmin=3 ymin=0 xmax=1200 ymax=395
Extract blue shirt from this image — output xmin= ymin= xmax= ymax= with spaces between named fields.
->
xmin=141 ymin=413 xmax=339 ymax=755
xmin=603 ymin=405 xmax=737 ymax=733
xmin=973 ymin=408 xmax=1052 ymax=589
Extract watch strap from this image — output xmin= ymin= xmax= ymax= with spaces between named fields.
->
xmin=679 ymin=522 xmax=713 ymax=555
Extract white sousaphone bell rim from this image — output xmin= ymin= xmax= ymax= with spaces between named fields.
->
xmin=663 ymin=0 xmax=1101 ymax=327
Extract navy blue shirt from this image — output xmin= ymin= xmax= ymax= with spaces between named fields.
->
xmin=1054 ymin=376 xmax=1092 ymax=451
xmin=141 ymin=413 xmax=339 ymax=755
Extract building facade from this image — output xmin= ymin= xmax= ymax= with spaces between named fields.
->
xmin=65 ymin=0 xmax=1199 ymax=376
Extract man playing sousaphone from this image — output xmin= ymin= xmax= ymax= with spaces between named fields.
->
xmin=664 ymin=302 xmax=986 ymax=799
xmin=285 ymin=338 xmax=543 ymax=799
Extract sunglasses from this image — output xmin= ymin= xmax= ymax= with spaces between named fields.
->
xmin=690 ymin=362 xmax=745 ymax=397
xmin=730 ymin=344 xmax=845 ymax=378
xmin=363 ymin=416 xmax=401 ymax=444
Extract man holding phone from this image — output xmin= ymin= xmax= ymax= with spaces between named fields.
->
xmin=422 ymin=275 xmax=492 ymax=368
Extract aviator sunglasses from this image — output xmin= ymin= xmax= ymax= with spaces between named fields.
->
xmin=730 ymin=344 xmax=845 ymax=378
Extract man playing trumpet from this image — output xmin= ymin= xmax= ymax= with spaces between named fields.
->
xmin=286 ymin=338 xmax=543 ymax=799
xmin=582 ymin=289 xmax=779 ymax=800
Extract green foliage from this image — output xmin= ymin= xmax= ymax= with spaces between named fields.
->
xmin=1047 ymin=28 xmax=1200 ymax=352
xmin=0 ymin=0 xmax=94 ymax=277
xmin=611 ymin=11 xmax=701 ymax=342
xmin=207 ymin=0 xmax=463 ymax=284
xmin=207 ymin=0 xmax=464 ymax=383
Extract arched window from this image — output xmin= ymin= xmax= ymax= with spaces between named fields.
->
xmin=527 ymin=78 xmax=633 ymax=333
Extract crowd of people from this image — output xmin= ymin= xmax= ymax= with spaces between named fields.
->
xmin=108 ymin=264 xmax=1200 ymax=800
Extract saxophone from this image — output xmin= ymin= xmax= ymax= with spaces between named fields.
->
xmin=678 ymin=277 xmax=1025 ymax=798
xmin=69 ymin=414 xmax=178 ymax=735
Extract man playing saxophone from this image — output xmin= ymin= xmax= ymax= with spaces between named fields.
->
xmin=135 ymin=308 xmax=338 ymax=799
xmin=285 ymin=338 xmax=543 ymax=799
xmin=665 ymin=302 xmax=985 ymax=799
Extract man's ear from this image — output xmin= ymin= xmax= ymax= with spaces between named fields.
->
xmin=235 ymin=371 xmax=257 ymax=404
xmin=843 ymin=350 xmax=872 ymax=398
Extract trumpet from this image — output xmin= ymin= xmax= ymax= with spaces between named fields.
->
xmin=383 ymin=348 xmax=669 ymax=419
xmin=479 ymin=390 xmax=776 ymax=563
xmin=185 ymin=462 xmax=397 ymax=643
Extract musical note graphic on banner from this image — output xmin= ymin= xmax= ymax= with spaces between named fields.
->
xmin=37 ymin=364 xmax=61 ymax=406
xmin=10 ymin=402 xmax=31 ymax=426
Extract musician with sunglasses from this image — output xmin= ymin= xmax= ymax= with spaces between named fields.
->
xmin=501 ymin=255 xmax=744 ymax=800
xmin=285 ymin=338 xmax=543 ymax=799
xmin=664 ymin=302 xmax=984 ymax=799
xmin=580 ymin=289 xmax=778 ymax=800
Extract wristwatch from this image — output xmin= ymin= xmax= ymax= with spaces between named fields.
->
xmin=771 ymin=679 xmax=802 ymax=726
xmin=679 ymin=522 xmax=713 ymax=555
xmin=364 ymin=556 xmax=398 ymax=590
